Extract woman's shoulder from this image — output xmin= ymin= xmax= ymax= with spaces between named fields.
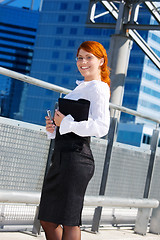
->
xmin=88 ymin=80 xmax=110 ymax=94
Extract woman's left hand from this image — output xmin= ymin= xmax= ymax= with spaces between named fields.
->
xmin=54 ymin=110 xmax=65 ymax=127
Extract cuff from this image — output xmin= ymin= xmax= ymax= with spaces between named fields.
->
xmin=46 ymin=128 xmax=56 ymax=139
xmin=59 ymin=114 xmax=74 ymax=135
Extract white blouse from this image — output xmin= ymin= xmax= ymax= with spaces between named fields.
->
xmin=47 ymin=80 xmax=110 ymax=139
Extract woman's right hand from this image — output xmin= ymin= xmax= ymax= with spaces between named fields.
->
xmin=45 ymin=116 xmax=55 ymax=133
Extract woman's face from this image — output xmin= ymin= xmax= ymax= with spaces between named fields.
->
xmin=76 ymin=48 xmax=104 ymax=81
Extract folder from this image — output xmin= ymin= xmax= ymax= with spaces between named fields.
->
xmin=58 ymin=98 xmax=90 ymax=122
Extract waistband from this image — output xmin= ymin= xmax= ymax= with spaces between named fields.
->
xmin=54 ymin=130 xmax=90 ymax=152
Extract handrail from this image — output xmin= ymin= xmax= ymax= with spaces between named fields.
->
xmin=84 ymin=196 xmax=159 ymax=208
xmin=0 ymin=190 xmax=158 ymax=208
xmin=0 ymin=66 xmax=160 ymax=125
xmin=109 ymin=102 xmax=160 ymax=125
xmin=0 ymin=66 xmax=71 ymax=95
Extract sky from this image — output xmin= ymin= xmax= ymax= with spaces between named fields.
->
xmin=0 ymin=0 xmax=42 ymax=10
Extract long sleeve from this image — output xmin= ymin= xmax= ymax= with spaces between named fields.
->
xmin=59 ymin=80 xmax=110 ymax=138
xmin=46 ymin=128 xmax=56 ymax=139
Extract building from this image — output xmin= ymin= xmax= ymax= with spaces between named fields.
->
xmin=23 ymin=0 xmax=159 ymax=129
xmin=136 ymin=23 xmax=160 ymax=125
xmin=23 ymin=0 xmax=115 ymax=124
xmin=1 ymin=1 xmax=159 ymax=139
xmin=0 ymin=4 xmax=39 ymax=119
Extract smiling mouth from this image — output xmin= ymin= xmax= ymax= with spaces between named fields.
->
xmin=81 ymin=66 xmax=89 ymax=70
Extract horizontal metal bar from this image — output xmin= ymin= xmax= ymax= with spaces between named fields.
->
xmin=0 ymin=190 xmax=41 ymax=204
xmin=0 ymin=190 xmax=159 ymax=208
xmin=86 ymin=22 xmax=116 ymax=29
xmin=84 ymin=196 xmax=159 ymax=208
xmin=124 ymin=24 xmax=160 ymax=31
xmin=109 ymin=103 xmax=160 ymax=125
xmin=86 ymin=22 xmax=160 ymax=31
xmin=0 ymin=66 xmax=71 ymax=95
xmin=0 ymin=66 xmax=160 ymax=125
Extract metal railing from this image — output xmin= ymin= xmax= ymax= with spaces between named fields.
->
xmin=0 ymin=189 xmax=159 ymax=235
xmin=0 ymin=66 xmax=160 ymax=236
xmin=0 ymin=66 xmax=160 ymax=125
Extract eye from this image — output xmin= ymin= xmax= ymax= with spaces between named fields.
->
xmin=87 ymin=56 xmax=92 ymax=60
xmin=76 ymin=56 xmax=83 ymax=61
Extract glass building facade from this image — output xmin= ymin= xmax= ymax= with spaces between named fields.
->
xmin=1 ymin=1 xmax=159 ymax=131
xmin=0 ymin=5 xmax=39 ymax=119
xmin=25 ymin=0 xmax=159 ymax=127
xmin=121 ymin=7 xmax=160 ymax=126
xmin=136 ymin=16 xmax=160 ymax=125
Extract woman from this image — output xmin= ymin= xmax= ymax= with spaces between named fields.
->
xmin=38 ymin=41 xmax=111 ymax=240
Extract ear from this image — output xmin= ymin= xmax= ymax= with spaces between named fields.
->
xmin=100 ymin=58 xmax=104 ymax=66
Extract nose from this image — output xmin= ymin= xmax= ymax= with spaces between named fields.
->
xmin=82 ymin=58 xmax=88 ymax=63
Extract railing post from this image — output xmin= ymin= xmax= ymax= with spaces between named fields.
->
xmin=143 ymin=129 xmax=159 ymax=198
xmin=91 ymin=117 xmax=117 ymax=232
xmin=134 ymin=207 xmax=152 ymax=235
xmin=150 ymin=204 xmax=160 ymax=234
xmin=32 ymin=206 xmax=41 ymax=236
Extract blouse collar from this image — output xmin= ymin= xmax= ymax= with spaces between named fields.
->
xmin=76 ymin=80 xmax=84 ymax=85
xmin=76 ymin=79 xmax=101 ymax=86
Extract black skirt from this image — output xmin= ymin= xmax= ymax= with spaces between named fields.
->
xmin=38 ymin=131 xmax=95 ymax=226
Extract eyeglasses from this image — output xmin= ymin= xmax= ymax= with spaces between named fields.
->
xmin=75 ymin=56 xmax=94 ymax=62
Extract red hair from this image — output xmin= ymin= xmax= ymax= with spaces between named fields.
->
xmin=77 ymin=41 xmax=110 ymax=87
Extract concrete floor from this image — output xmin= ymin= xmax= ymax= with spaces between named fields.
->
xmin=1 ymin=228 xmax=160 ymax=240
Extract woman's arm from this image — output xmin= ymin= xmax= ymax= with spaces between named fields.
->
xmin=59 ymin=83 xmax=110 ymax=138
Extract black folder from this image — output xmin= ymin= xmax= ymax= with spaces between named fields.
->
xmin=58 ymin=98 xmax=90 ymax=122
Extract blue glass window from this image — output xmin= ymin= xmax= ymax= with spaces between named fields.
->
xmin=127 ymin=69 xmax=142 ymax=78
xmin=143 ymin=72 xmax=160 ymax=84
xmin=70 ymin=28 xmax=77 ymax=35
xmin=125 ymin=83 xmax=140 ymax=92
xmin=123 ymin=96 xmax=138 ymax=105
xmin=48 ymin=76 xmax=55 ymax=83
xmin=60 ymin=2 xmax=68 ymax=10
xmin=72 ymin=16 xmax=79 ymax=22
xmin=50 ymin=64 xmax=57 ymax=71
xmin=84 ymin=28 xmax=102 ymax=36
xmin=141 ymin=86 xmax=160 ymax=98
xmin=120 ymin=112 xmax=135 ymax=122
xmin=68 ymin=40 xmax=75 ymax=47
xmin=43 ymin=100 xmax=51 ymax=109
xmin=66 ymin=52 xmax=74 ymax=60
xmin=64 ymin=65 xmax=71 ymax=72
xmin=58 ymin=15 xmax=66 ymax=22
xmin=152 ymin=47 xmax=160 ymax=58
xmin=52 ymin=51 xmax=59 ymax=59
xmin=62 ymin=77 xmax=69 ymax=85
xmin=56 ymin=27 xmax=64 ymax=34
xmin=74 ymin=3 xmax=81 ymax=10
xmin=138 ymin=15 xmax=150 ymax=25
xmin=129 ymin=55 xmax=144 ymax=64
xmin=45 ymin=89 xmax=54 ymax=96
xmin=139 ymin=100 xmax=160 ymax=112
xmin=54 ymin=39 xmax=62 ymax=46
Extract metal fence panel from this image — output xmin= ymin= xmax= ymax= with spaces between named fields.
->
xmin=0 ymin=117 xmax=50 ymax=192
xmin=149 ymin=150 xmax=160 ymax=200
xmin=86 ymin=138 xmax=108 ymax=196
xmin=105 ymin=142 xmax=151 ymax=198
xmin=0 ymin=116 xmax=159 ymax=228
